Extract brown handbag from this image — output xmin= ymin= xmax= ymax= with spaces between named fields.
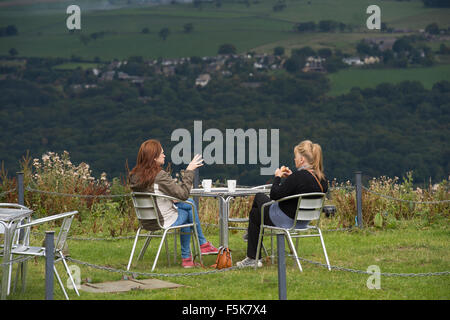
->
xmin=211 ymin=246 xmax=232 ymax=269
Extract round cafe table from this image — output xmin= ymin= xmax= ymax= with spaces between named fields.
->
xmin=190 ymin=187 xmax=270 ymax=247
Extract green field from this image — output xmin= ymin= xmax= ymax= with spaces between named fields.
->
xmin=4 ymin=219 xmax=449 ymax=300
xmin=328 ymin=64 xmax=450 ymax=96
xmin=0 ymin=0 xmax=449 ymax=59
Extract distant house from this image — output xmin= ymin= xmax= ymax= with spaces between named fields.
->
xmin=195 ymin=74 xmax=211 ymax=87
xmin=253 ymin=62 xmax=263 ymax=69
xmin=99 ymin=70 xmax=116 ymax=81
xmin=342 ymin=57 xmax=363 ymax=66
xmin=117 ymin=71 xmax=131 ymax=80
xmin=91 ymin=68 xmax=100 ymax=76
xmin=302 ymin=56 xmax=326 ymax=72
xmin=162 ymin=66 xmax=176 ymax=76
xmin=363 ymin=56 xmax=380 ymax=64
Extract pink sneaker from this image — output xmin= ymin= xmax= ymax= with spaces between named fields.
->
xmin=200 ymin=242 xmax=219 ymax=255
xmin=182 ymin=256 xmax=198 ymax=268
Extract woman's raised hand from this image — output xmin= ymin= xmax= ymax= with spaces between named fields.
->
xmin=186 ymin=154 xmax=204 ymax=171
xmin=275 ymin=166 xmax=292 ymax=178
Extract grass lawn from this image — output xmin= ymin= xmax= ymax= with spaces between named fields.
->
xmin=327 ymin=64 xmax=450 ymax=96
xmin=4 ymin=218 xmax=449 ymax=300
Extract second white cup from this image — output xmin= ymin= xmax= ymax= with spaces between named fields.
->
xmin=227 ymin=180 xmax=236 ymax=192
xmin=202 ymin=179 xmax=212 ymax=192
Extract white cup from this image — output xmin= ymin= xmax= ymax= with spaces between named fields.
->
xmin=202 ymin=179 xmax=212 ymax=192
xmin=227 ymin=180 xmax=236 ymax=192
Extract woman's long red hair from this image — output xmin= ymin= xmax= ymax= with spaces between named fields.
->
xmin=129 ymin=139 xmax=163 ymax=188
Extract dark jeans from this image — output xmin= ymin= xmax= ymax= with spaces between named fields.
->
xmin=247 ymin=193 xmax=275 ymax=259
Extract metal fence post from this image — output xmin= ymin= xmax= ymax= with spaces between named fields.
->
xmin=355 ymin=171 xmax=363 ymax=228
xmin=45 ymin=231 xmax=55 ymax=300
xmin=17 ymin=172 xmax=24 ymax=206
xmin=17 ymin=172 xmax=26 ymax=243
xmin=277 ymin=234 xmax=287 ymax=300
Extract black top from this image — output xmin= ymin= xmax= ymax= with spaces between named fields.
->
xmin=270 ymin=169 xmax=328 ymax=219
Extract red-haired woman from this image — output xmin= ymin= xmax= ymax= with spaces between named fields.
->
xmin=129 ymin=139 xmax=217 ymax=268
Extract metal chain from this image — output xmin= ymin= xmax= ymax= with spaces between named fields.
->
xmin=293 ymin=256 xmax=450 ymax=277
xmin=25 ymin=186 xmax=130 ymax=199
xmin=329 ymin=186 xmax=355 ymax=191
xmin=65 ymin=256 xmax=239 ymax=278
xmin=0 ymin=255 xmax=34 ymax=267
xmin=64 ymin=255 xmax=450 ymax=278
xmin=362 ymin=186 xmax=450 ymax=204
xmin=0 ymin=188 xmax=16 ymax=197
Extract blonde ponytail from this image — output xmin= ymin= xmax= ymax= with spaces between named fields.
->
xmin=294 ymin=140 xmax=325 ymax=181
xmin=311 ymin=143 xmax=324 ymax=181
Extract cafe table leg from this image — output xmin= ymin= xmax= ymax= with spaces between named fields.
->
xmin=218 ymin=197 xmax=224 ymax=247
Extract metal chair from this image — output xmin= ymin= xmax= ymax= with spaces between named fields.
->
xmin=255 ymin=192 xmax=330 ymax=272
xmin=11 ymin=211 xmax=79 ymax=300
xmin=127 ymin=192 xmax=202 ymax=272
xmin=0 ymin=203 xmax=32 ymax=296
xmin=227 ymin=184 xmax=272 ymax=232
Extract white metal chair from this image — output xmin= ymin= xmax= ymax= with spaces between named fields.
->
xmin=255 ymin=192 xmax=331 ymax=272
xmin=227 ymin=184 xmax=272 ymax=232
xmin=11 ymin=211 xmax=79 ymax=300
xmin=127 ymin=192 xmax=202 ymax=272
xmin=0 ymin=203 xmax=32 ymax=296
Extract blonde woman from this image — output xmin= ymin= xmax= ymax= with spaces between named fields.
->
xmin=237 ymin=140 xmax=328 ymax=268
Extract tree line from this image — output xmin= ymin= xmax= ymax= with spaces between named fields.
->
xmin=0 ymin=57 xmax=448 ymax=185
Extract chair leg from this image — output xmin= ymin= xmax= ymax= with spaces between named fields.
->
xmin=60 ymin=253 xmax=80 ymax=296
xmin=13 ymin=261 xmax=20 ymax=293
xmin=127 ymin=227 xmax=141 ymax=271
xmin=318 ymin=228 xmax=331 ymax=271
xmin=54 ymin=265 xmax=69 ymax=300
xmin=192 ymin=225 xmax=202 ymax=265
xmin=261 ymin=242 xmax=269 ymax=258
xmin=164 ymin=236 xmax=170 ymax=267
xmin=12 ymin=261 xmax=27 ymax=294
xmin=21 ymin=260 xmax=27 ymax=293
xmin=152 ymin=230 xmax=169 ymax=272
xmin=285 ymin=232 xmax=303 ymax=272
xmin=270 ymin=230 xmax=275 ymax=264
xmin=137 ymin=236 xmax=152 ymax=261
xmin=173 ymin=230 xmax=177 ymax=263
xmin=254 ymin=227 xmax=264 ymax=270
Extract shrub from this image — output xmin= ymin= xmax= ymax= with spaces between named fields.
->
xmin=330 ymin=172 xmax=449 ymax=228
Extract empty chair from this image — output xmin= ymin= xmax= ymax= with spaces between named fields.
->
xmin=0 ymin=203 xmax=32 ymax=297
xmin=11 ymin=211 xmax=79 ymax=300
xmin=255 ymin=193 xmax=330 ymax=272
xmin=127 ymin=192 xmax=202 ymax=271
